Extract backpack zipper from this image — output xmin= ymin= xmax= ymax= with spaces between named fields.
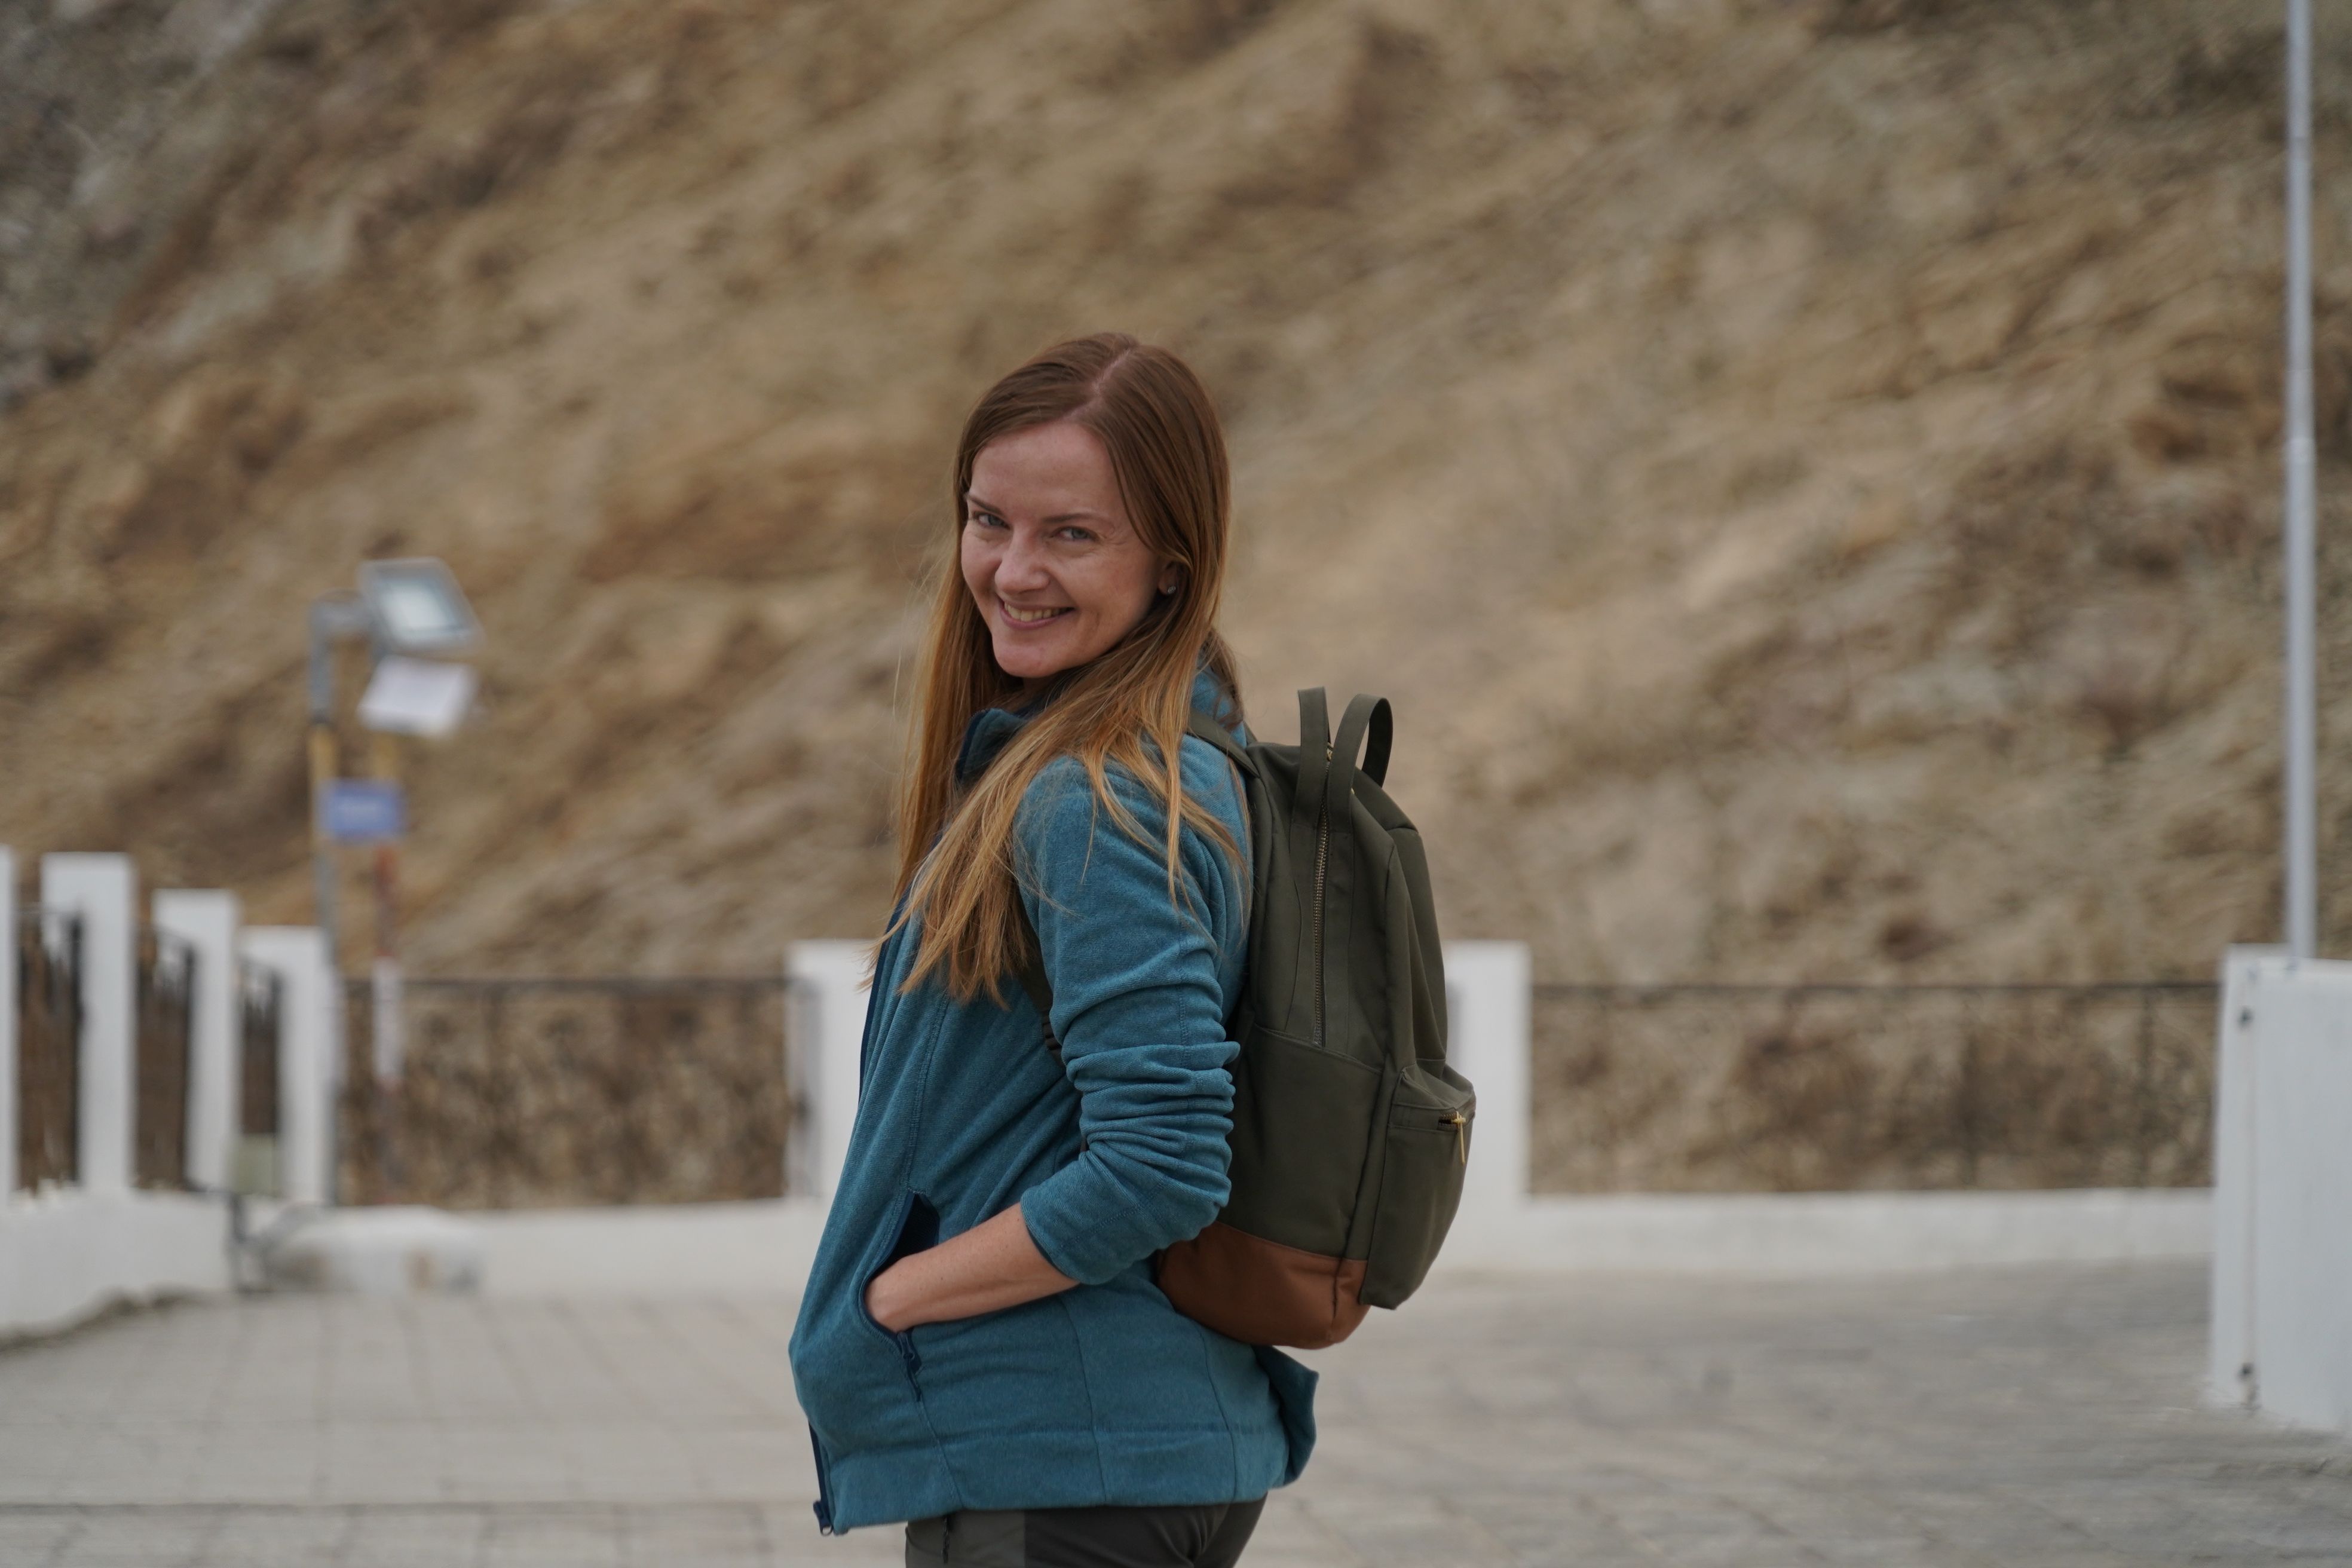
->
xmin=1443 ymin=1110 xmax=1468 ymax=1164
xmin=1311 ymin=808 xmax=1330 ymax=1044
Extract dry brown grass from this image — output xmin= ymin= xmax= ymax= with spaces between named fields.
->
xmin=2 ymin=0 xmax=2347 ymax=1006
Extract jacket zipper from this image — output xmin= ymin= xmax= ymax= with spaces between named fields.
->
xmin=808 ymin=1425 xmax=837 ymax=1535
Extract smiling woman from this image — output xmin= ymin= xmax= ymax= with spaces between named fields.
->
xmin=961 ymin=421 xmax=1183 ymax=688
xmin=788 ymin=335 xmax=1301 ymax=1568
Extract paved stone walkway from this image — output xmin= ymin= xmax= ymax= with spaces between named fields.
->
xmin=1 ymin=1261 xmax=2347 ymax=1566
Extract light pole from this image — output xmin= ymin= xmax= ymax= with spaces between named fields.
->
xmin=308 ymin=559 xmax=482 ymax=1200
xmin=2284 ymin=0 xmax=2319 ymax=961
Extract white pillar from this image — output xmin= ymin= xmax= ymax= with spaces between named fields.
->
xmin=2208 ymin=945 xmax=2278 ymax=1405
xmin=1445 ymin=941 xmax=1531 ymax=1215
xmin=240 ymin=927 xmax=336 ymax=1206
xmin=0 ymin=847 xmax=16 ymax=1197
xmin=786 ymin=941 xmax=871 ymax=1201
xmin=2210 ymin=952 xmax=2352 ymax=1434
xmin=41 ymin=854 xmax=137 ymax=1196
xmin=154 ymin=891 xmax=241 ymax=1193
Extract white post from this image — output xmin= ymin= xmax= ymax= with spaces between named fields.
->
xmin=155 ymin=891 xmax=241 ymax=1193
xmin=0 ymin=846 xmax=16 ymax=1197
xmin=2208 ymin=945 xmax=2280 ymax=1405
xmin=786 ymin=941 xmax=871 ymax=1202
xmin=240 ymin=927 xmax=336 ymax=1206
xmin=42 ymin=854 xmax=137 ymax=1196
xmin=1445 ymin=941 xmax=1531 ymax=1215
xmin=2243 ymin=955 xmax=2352 ymax=1432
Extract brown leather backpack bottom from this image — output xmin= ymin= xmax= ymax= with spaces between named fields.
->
xmin=1156 ymin=1221 xmax=1370 ymax=1350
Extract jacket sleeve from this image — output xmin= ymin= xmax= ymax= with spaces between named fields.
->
xmin=1012 ymin=754 xmax=1244 ymax=1287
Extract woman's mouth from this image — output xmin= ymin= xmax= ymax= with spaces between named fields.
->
xmin=999 ymin=601 xmax=1072 ymax=626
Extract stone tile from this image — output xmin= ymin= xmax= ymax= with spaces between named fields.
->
xmin=0 ymin=1512 xmax=79 ymax=1564
xmin=5 ymin=1263 xmax=2350 ymax=1566
xmin=50 ymin=1512 xmax=210 ymax=1568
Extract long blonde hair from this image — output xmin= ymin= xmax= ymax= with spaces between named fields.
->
xmin=890 ymin=333 xmax=1245 ymax=1002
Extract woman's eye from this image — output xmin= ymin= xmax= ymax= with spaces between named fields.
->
xmin=969 ymin=512 xmax=1007 ymax=530
xmin=1055 ymin=526 xmax=1095 ymax=543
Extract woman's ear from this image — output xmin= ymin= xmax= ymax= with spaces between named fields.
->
xmin=1157 ymin=564 xmax=1186 ymax=596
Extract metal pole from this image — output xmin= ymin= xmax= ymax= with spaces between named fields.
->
xmin=369 ymin=730 xmax=405 ymax=1203
xmin=308 ymin=592 xmax=370 ymax=1208
xmin=306 ymin=602 xmax=344 ymax=975
xmin=2286 ymin=0 xmax=2319 ymax=961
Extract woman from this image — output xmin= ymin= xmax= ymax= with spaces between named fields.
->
xmin=789 ymin=333 xmax=1314 ymax=1568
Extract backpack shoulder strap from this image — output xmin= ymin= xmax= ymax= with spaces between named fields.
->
xmin=1183 ymin=711 xmax=1253 ymax=771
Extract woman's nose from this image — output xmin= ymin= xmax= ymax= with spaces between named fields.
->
xmin=996 ymin=532 xmax=1052 ymax=591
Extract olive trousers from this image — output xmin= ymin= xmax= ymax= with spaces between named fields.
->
xmin=904 ymin=1498 xmax=1264 ymax=1567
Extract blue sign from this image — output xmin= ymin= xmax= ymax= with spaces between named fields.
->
xmin=322 ymin=780 xmax=406 ymax=843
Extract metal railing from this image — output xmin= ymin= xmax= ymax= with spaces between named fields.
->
xmin=238 ymin=959 xmax=282 ymax=1141
xmin=1529 ymin=981 xmax=2219 ymax=1193
xmin=230 ymin=957 xmax=286 ymax=1198
xmin=339 ymin=976 xmax=794 ymax=1209
xmin=14 ymin=906 xmax=82 ymax=1191
xmin=134 ymin=926 xmax=195 ymax=1189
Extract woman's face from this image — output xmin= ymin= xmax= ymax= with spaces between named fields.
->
xmin=961 ymin=421 xmax=1175 ymax=689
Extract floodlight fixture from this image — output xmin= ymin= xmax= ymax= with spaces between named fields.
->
xmin=358 ymin=656 xmax=478 ymax=739
xmin=358 ymin=558 xmax=482 ymax=657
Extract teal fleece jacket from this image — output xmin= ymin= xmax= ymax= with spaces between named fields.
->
xmin=789 ymin=672 xmax=1316 ymax=1533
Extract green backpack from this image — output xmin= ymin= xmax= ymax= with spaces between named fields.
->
xmin=1017 ymin=689 xmax=1474 ymax=1349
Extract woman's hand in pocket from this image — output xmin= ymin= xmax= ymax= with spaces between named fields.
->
xmin=862 ymin=1202 xmax=1078 ymax=1332
xmin=864 ymin=1261 xmax=919 ymax=1334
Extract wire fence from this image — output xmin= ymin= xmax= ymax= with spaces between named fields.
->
xmin=1529 ymin=982 xmax=2219 ymax=1192
xmin=318 ymin=970 xmax=2219 ymax=1206
xmin=13 ymin=906 xmax=82 ymax=1191
xmin=339 ymin=976 xmax=793 ymax=1209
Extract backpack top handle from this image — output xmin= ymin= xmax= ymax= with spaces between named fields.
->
xmin=1322 ymin=694 xmax=1393 ymax=834
xmin=1331 ymin=695 xmax=1392 ymax=786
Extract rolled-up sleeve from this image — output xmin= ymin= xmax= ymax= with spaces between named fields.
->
xmin=1014 ymin=757 xmax=1241 ymax=1287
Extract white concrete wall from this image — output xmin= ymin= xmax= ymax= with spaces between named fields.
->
xmin=786 ymin=941 xmax=869 ymax=1200
xmin=1447 ymin=1187 xmax=2212 ymax=1276
xmin=0 ymin=1187 xmax=232 ymax=1340
xmin=0 ymin=847 xmax=17 ymax=1198
xmin=473 ymin=1198 xmax=828 ymax=1297
xmin=239 ymin=928 xmax=337 ymax=1206
xmin=42 ymin=855 xmax=136 ymax=1196
xmin=461 ymin=1189 xmax=2212 ymax=1300
xmin=154 ymin=892 xmax=242 ymax=1193
xmin=2209 ymin=951 xmax=2352 ymax=1434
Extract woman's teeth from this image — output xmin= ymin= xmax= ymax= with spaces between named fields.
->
xmin=1001 ymin=602 xmax=1070 ymax=624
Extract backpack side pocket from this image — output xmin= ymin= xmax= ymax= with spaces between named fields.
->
xmin=1358 ymin=1062 xmax=1474 ymax=1309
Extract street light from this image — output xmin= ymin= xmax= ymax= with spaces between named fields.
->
xmin=357 ymin=559 xmax=482 ymax=658
xmin=2283 ymin=0 xmax=2319 ymax=961
xmin=308 ymin=558 xmax=482 ymax=1201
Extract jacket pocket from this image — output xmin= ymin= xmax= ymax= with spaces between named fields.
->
xmin=1359 ymin=1062 xmax=1473 ymax=1309
xmin=856 ymin=1190 xmax=930 ymax=1386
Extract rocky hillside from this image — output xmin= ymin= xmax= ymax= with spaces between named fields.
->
xmin=4 ymin=0 xmax=2348 ymax=982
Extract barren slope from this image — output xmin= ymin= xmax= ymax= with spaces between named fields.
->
xmin=5 ymin=0 xmax=2348 ymax=981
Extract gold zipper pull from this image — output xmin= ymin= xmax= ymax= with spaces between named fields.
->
xmin=1443 ymin=1111 xmax=1467 ymax=1164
